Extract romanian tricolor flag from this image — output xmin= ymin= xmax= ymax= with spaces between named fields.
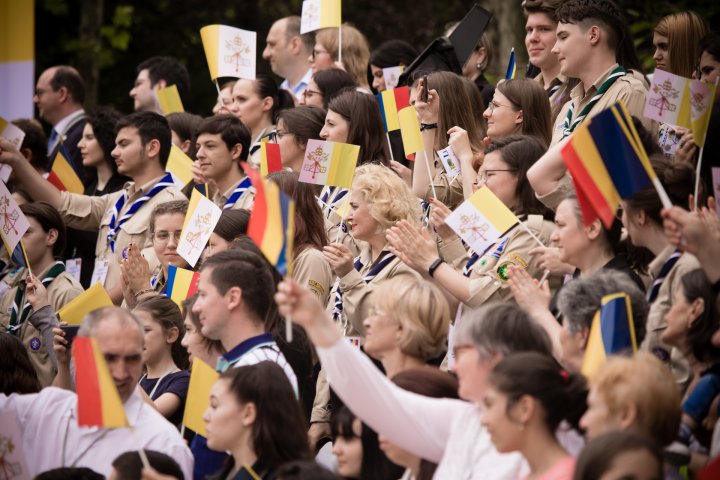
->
xmin=0 ymin=1 xmax=34 ymax=120
xmin=260 ymin=142 xmax=282 ymax=176
xmin=445 ymin=187 xmax=519 ymax=256
xmin=182 ymin=358 xmax=219 ymax=436
xmin=48 ymin=144 xmax=84 ymax=194
xmin=582 ymin=293 xmax=638 ymax=377
xmin=298 ymin=139 xmax=359 ymax=189
xmin=505 ymin=48 xmax=516 ymax=80
xmin=300 ymin=0 xmax=342 ymax=34
xmin=243 ymin=162 xmax=295 ymax=275
xmin=377 ymin=86 xmax=410 ymax=132
xmin=73 ymin=336 xmax=129 ymax=428
xmin=166 ymin=264 xmax=200 ymax=308
xmin=561 ymin=102 xmax=661 ymax=228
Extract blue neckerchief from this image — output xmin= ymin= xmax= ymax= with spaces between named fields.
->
xmin=331 ymin=252 xmax=396 ymax=322
xmin=216 ymin=332 xmax=276 ymax=372
xmin=223 ymin=176 xmax=252 ymax=210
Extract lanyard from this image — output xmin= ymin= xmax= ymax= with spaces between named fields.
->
xmin=141 ymin=366 xmax=177 ymax=399
xmin=9 ymin=261 xmax=65 ymax=331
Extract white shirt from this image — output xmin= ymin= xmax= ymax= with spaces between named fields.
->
xmin=0 ymin=386 xmax=193 ymax=479
xmin=317 ymin=339 xmax=524 ymax=479
xmin=49 ymin=109 xmax=86 ymax=151
xmin=280 ymin=68 xmax=313 ymax=98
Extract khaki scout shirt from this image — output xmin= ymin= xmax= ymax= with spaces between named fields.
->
xmin=550 ymin=63 xmax=651 ymax=146
xmin=211 ymin=177 xmax=255 ymax=211
xmin=425 ymin=169 xmax=465 ymax=210
xmin=0 ymin=264 xmax=84 ymax=387
xmin=641 ymin=246 xmax=699 ymax=388
xmin=294 ymin=247 xmax=333 ymax=306
xmin=321 ymin=188 xmax=360 ymax=256
xmin=328 ymin=244 xmax=420 ymax=337
xmin=58 ymin=176 xmax=186 ymax=292
xmin=440 ymin=215 xmax=558 ymax=309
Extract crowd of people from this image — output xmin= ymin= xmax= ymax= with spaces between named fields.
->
xmin=1 ymin=0 xmax=720 ymax=478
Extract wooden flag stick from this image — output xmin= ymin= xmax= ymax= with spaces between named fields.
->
xmin=386 ymin=132 xmax=395 ymax=162
xmin=421 ymin=150 xmax=438 ymax=200
xmin=214 ymin=79 xmax=221 ymax=96
xmin=20 ymin=239 xmax=32 ymax=278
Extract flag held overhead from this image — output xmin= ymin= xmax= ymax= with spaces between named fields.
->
xmin=200 ymin=25 xmax=257 ymax=80
xmin=300 ymin=0 xmax=342 ymax=34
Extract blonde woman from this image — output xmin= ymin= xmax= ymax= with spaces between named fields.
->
xmin=363 ymin=276 xmax=450 ymax=378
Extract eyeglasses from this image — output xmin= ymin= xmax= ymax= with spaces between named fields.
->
xmin=486 ymin=100 xmax=517 ymax=116
xmin=153 ymin=231 xmax=182 ymax=243
xmin=475 ymin=169 xmax=518 ymax=184
xmin=311 ymin=48 xmax=330 ymax=60
xmin=269 ymin=130 xmax=290 ymax=143
xmin=302 ymin=88 xmax=323 ymax=99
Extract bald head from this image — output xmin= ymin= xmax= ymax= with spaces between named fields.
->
xmin=34 ymin=65 xmax=85 ymax=125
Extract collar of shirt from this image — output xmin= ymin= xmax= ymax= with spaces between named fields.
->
xmin=569 ymin=63 xmax=620 ymax=103
xmin=69 ymin=386 xmax=145 ymax=430
xmin=125 ymin=173 xmax=171 ymax=200
xmin=221 ymin=332 xmax=275 ymax=365
xmin=280 ymin=68 xmax=313 ymax=96
xmin=647 ymin=244 xmax=677 ymax=278
xmin=213 ymin=176 xmax=248 ymax=205
xmin=53 ymin=109 xmax=86 ymax=136
xmin=533 ymin=72 xmax=569 ymax=87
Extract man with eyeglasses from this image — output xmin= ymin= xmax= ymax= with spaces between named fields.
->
xmin=262 ymin=16 xmax=314 ymax=100
xmin=194 ymin=115 xmax=254 ymax=211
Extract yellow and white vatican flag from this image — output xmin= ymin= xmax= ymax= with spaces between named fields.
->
xmin=0 ymin=1 xmax=34 ymax=120
xmin=200 ymin=25 xmax=256 ymax=81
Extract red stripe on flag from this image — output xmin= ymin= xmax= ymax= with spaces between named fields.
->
xmin=265 ymin=143 xmax=282 ymax=174
xmin=47 ymin=171 xmax=67 ymax=192
xmin=394 ymin=86 xmax=410 ymax=111
xmin=187 ymin=271 xmax=200 ymax=297
xmin=243 ymin=162 xmax=268 ymax=246
xmin=562 ymin=142 xmax=615 ymax=227
xmin=73 ymin=337 xmax=104 ymax=426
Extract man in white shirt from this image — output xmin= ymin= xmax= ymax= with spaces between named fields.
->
xmin=0 ymin=307 xmax=193 ymax=479
xmin=34 ymin=65 xmax=86 ymax=180
xmin=263 ymin=16 xmax=314 ymax=100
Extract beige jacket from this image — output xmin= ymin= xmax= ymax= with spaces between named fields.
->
xmin=211 ymin=177 xmax=255 ymax=211
xmin=294 ymin=247 xmax=333 ymax=307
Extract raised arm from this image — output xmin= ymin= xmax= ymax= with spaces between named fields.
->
xmin=0 ymin=137 xmax=62 ymax=209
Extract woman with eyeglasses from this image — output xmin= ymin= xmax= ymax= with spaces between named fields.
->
xmin=120 ymin=200 xmax=190 ymax=308
xmin=299 ymin=68 xmax=356 ymax=109
xmin=229 ymin=74 xmax=294 ymax=167
xmin=273 ymin=106 xmax=327 ymax=172
xmin=388 ymin=135 xmax=556 ymax=315
xmin=311 ymin=25 xmax=371 ymax=91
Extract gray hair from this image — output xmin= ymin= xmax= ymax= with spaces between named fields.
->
xmin=454 ymin=303 xmax=553 ymax=358
xmin=557 ymin=269 xmax=649 ymax=343
xmin=78 ymin=306 xmax=143 ymax=343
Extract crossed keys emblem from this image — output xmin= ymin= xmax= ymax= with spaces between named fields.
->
xmin=648 ymin=80 xmax=680 ymax=116
xmin=458 ymin=213 xmax=490 ymax=243
xmin=0 ymin=197 xmax=20 ymax=236
xmin=185 ymin=212 xmax=213 ymax=254
xmin=303 ymin=145 xmax=328 ymax=179
xmin=224 ymin=35 xmax=252 ymax=73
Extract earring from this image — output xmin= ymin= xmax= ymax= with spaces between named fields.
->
xmin=476 ymin=63 xmax=482 ymax=70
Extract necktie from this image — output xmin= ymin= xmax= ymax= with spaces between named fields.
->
xmin=47 ymin=128 xmax=59 ymax=155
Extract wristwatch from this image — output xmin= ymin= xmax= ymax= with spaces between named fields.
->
xmin=428 ymin=257 xmax=445 ymax=277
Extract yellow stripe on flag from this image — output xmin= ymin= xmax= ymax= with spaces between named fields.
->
xmin=166 ymin=145 xmax=194 ymax=185
xmin=572 ymin=126 xmax=622 ymax=210
xmin=286 ymin=201 xmax=296 ymax=277
xmin=157 ymin=85 xmax=184 ymax=115
xmin=327 ymin=143 xmax=359 ymax=188
xmin=200 ymin=25 xmax=220 ymax=80
xmin=398 ymin=106 xmax=424 ymax=155
xmin=169 ymin=267 xmax=196 ymax=307
xmin=380 ymin=90 xmax=399 ymax=131
xmin=57 ymin=283 xmax=113 ymax=325
xmin=182 ymin=358 xmax=219 ymax=436
xmin=90 ymin=338 xmax=128 ymax=427
xmin=320 ymin=0 xmax=342 ymax=28
xmin=263 ymin=182 xmax=285 ymax=264
xmin=676 ymin=81 xmax=692 ymax=130
xmin=467 ymin=187 xmax=519 ymax=233
xmin=0 ymin=1 xmax=34 ymax=62
xmin=581 ymin=311 xmax=605 ymax=377
xmin=183 ymin=189 xmax=203 ymax=231
xmin=53 ymin=150 xmax=84 ymax=194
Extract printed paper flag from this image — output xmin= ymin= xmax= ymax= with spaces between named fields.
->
xmin=57 ymin=283 xmax=113 ymax=325
xmin=382 ymin=66 xmax=404 ymax=90
xmin=260 ymin=142 xmax=282 ymax=176
xmin=244 ymin=162 xmax=296 ymax=275
xmin=0 ymin=116 xmax=25 ymax=149
xmin=200 ymin=25 xmax=257 ymax=80
xmin=0 ymin=411 xmax=31 ymax=480
xmin=166 ymin=144 xmax=194 ymax=186
xmin=445 ymin=187 xmax=519 ymax=256
xmin=0 ymin=1 xmax=34 ymax=120
xmin=644 ymin=70 xmax=717 ymax=146
xmin=166 ymin=264 xmax=200 ymax=308
xmin=177 ymin=189 xmax=222 ymax=268
xmin=437 ymin=146 xmax=461 ymax=177
xmin=182 ymin=358 xmax=219 ymax=436
xmin=562 ymin=102 xmax=660 ymax=228
xmin=73 ymin=336 xmax=129 ymax=428
xmin=300 ymin=0 xmax=342 ymax=34
xmin=377 ymin=86 xmax=411 ymax=132
xmin=398 ymin=106 xmax=424 ymax=157
xmin=505 ymin=47 xmax=516 ymax=80
xmin=581 ymin=293 xmax=638 ymax=377
xmin=156 ymin=85 xmax=185 ymax=115
xmin=47 ymin=144 xmax=84 ymax=194
xmin=299 ymin=139 xmax=359 ymax=189
xmin=0 ymin=179 xmax=30 ymax=259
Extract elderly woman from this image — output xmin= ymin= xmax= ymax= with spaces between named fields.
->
xmin=362 ymin=276 xmax=449 ymax=378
